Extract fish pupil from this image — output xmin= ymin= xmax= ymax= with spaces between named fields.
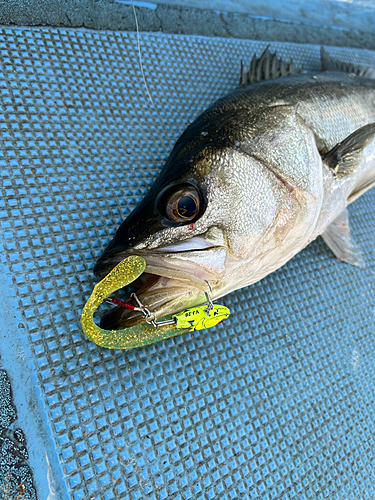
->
xmin=159 ymin=183 xmax=202 ymax=223
xmin=177 ymin=195 xmax=196 ymax=218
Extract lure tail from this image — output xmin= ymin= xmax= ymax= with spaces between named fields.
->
xmin=81 ymin=256 xmax=230 ymax=350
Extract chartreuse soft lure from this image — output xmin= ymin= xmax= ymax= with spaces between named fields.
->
xmin=81 ymin=256 xmax=230 ymax=349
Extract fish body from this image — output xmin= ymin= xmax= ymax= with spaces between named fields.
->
xmin=94 ymin=49 xmax=375 ymax=330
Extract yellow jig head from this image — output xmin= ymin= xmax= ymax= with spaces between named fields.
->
xmin=174 ymin=305 xmax=230 ymax=331
xmin=81 ymin=256 xmax=230 ymax=350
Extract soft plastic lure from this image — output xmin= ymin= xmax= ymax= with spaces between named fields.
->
xmin=81 ymin=256 xmax=230 ymax=349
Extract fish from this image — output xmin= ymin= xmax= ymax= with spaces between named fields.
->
xmin=93 ymin=47 xmax=375 ymax=330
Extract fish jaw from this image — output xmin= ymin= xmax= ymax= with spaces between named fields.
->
xmin=96 ymin=244 xmax=228 ymax=330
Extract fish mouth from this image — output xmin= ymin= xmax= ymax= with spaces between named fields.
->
xmin=94 ymin=245 xmax=227 ymax=330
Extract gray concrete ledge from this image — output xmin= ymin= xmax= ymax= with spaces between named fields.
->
xmin=0 ymin=0 xmax=374 ymax=50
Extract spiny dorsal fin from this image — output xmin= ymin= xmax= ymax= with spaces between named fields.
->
xmin=321 ymin=46 xmax=375 ymax=79
xmin=322 ymin=122 xmax=375 ymax=178
xmin=239 ymin=47 xmax=300 ymax=86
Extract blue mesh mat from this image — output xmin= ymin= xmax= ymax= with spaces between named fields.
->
xmin=0 ymin=27 xmax=375 ymax=500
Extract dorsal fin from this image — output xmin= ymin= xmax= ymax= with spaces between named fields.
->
xmin=239 ymin=47 xmax=299 ymax=86
xmin=320 ymin=46 xmax=375 ymax=79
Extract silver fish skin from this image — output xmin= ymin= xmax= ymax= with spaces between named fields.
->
xmin=95 ymin=51 xmax=375 ymax=329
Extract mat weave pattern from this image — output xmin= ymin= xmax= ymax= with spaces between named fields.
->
xmin=0 ymin=27 xmax=375 ymax=499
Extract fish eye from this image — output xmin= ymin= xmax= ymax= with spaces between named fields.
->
xmin=155 ymin=182 xmax=205 ymax=225
xmin=166 ymin=187 xmax=200 ymax=223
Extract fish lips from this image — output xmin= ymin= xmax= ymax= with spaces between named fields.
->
xmin=95 ymin=245 xmax=228 ymax=330
xmin=94 ymin=254 xmax=128 ymax=280
xmin=95 ymin=245 xmax=227 ymax=288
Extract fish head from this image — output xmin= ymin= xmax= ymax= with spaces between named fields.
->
xmin=94 ymin=104 xmax=322 ymax=329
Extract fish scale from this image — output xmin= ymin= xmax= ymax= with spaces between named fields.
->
xmin=200 ymin=73 xmax=375 ymax=150
xmin=97 ymin=51 xmax=375 ymax=331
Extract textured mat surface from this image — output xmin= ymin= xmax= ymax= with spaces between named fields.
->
xmin=0 ymin=27 xmax=375 ymax=500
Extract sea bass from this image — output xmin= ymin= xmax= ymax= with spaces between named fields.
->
xmin=94 ymin=48 xmax=375 ymax=330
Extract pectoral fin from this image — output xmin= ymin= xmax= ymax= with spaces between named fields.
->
xmin=321 ymin=209 xmax=364 ymax=267
xmin=322 ymin=122 xmax=375 ymax=178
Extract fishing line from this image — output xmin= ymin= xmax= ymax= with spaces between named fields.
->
xmin=130 ymin=0 xmax=172 ymax=142
xmin=131 ymin=1 xmax=160 ymax=113
xmin=131 ymin=0 xmax=154 ymax=107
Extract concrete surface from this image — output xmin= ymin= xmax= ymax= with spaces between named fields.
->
xmin=0 ymin=0 xmax=375 ymax=50
xmin=140 ymin=0 xmax=375 ymax=34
